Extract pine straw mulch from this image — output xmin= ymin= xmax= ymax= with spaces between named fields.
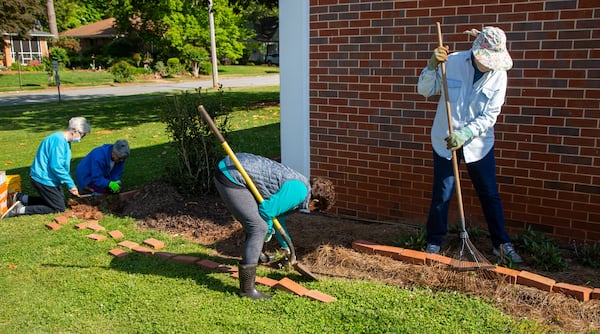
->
xmin=88 ymin=181 xmax=598 ymax=333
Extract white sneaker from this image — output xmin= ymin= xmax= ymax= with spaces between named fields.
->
xmin=493 ymin=242 xmax=523 ymax=263
xmin=425 ymin=244 xmax=440 ymax=254
xmin=1 ymin=201 xmax=24 ymax=219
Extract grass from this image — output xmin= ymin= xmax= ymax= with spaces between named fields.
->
xmin=0 ymin=87 xmax=543 ymax=333
xmin=0 ymin=65 xmax=278 ymax=92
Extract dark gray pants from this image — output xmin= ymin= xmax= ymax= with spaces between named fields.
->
xmin=214 ymin=177 xmax=268 ymax=265
xmin=26 ymin=178 xmax=66 ymax=215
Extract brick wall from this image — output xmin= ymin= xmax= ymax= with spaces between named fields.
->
xmin=308 ymin=0 xmax=600 ymax=244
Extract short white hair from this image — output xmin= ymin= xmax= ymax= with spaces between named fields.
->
xmin=68 ymin=117 xmax=91 ymax=134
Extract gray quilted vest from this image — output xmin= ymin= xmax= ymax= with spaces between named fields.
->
xmin=223 ymin=153 xmax=311 ymax=210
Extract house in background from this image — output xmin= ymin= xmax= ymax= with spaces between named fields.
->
xmin=1 ymin=29 xmax=54 ymax=68
xmin=60 ymin=18 xmax=118 ymax=51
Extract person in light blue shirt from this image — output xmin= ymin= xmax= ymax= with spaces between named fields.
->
xmin=2 ymin=117 xmax=91 ymax=219
xmin=213 ymin=153 xmax=336 ymax=299
xmin=76 ymin=140 xmax=130 ymax=195
xmin=417 ymin=27 xmax=522 ymax=263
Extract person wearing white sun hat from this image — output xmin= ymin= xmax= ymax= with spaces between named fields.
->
xmin=417 ymin=26 xmax=522 ymax=263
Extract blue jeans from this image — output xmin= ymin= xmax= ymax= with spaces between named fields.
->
xmin=426 ymin=148 xmax=511 ymax=248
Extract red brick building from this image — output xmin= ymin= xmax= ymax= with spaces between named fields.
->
xmin=281 ymin=1 xmax=599 ymax=244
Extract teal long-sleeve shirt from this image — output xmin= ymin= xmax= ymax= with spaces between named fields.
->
xmin=30 ymin=132 xmax=76 ymax=189
xmin=257 ymin=179 xmax=308 ymax=222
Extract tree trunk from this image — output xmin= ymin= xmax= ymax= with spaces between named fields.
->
xmin=46 ymin=0 xmax=58 ymax=40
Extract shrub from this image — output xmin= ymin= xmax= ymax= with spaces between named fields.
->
xmin=48 ymin=47 xmax=69 ymax=66
xmin=574 ymin=241 xmax=600 ymax=268
xmin=167 ymin=57 xmax=180 ymax=68
xmin=109 ymin=61 xmax=135 ymax=83
xmin=513 ymin=226 xmax=566 ymax=271
xmin=160 ymin=86 xmax=231 ymax=194
xmin=154 ymin=61 xmax=167 ymax=77
xmin=392 ymin=228 xmax=427 ymax=251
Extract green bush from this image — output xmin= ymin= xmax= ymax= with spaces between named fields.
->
xmin=200 ymin=61 xmax=211 ymax=75
xmin=109 ymin=61 xmax=135 ymax=83
xmin=167 ymin=57 xmax=180 ymax=69
xmin=392 ymin=228 xmax=427 ymax=251
xmin=160 ymin=87 xmax=231 ymax=194
xmin=513 ymin=226 xmax=566 ymax=271
xmin=154 ymin=61 xmax=168 ymax=77
xmin=575 ymin=240 xmax=600 ymax=268
xmin=48 ymin=47 xmax=70 ymax=66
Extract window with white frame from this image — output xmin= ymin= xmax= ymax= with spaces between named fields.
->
xmin=10 ymin=36 xmax=43 ymax=64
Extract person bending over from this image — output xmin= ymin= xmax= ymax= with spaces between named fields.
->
xmin=213 ymin=153 xmax=336 ymax=299
xmin=76 ymin=139 xmax=130 ymax=195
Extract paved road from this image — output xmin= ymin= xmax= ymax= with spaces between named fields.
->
xmin=0 ymin=75 xmax=279 ymax=107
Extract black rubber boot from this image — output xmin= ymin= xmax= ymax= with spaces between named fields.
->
xmin=238 ymin=263 xmax=271 ymax=300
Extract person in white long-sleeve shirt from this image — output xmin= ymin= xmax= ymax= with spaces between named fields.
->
xmin=417 ymin=26 xmax=522 ymax=263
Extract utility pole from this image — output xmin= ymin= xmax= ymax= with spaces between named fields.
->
xmin=208 ymin=0 xmax=219 ymax=88
xmin=46 ymin=0 xmax=58 ymax=39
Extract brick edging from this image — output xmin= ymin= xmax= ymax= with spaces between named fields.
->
xmin=352 ymin=240 xmax=598 ymax=302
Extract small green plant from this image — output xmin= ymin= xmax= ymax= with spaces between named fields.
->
xmin=109 ymin=61 xmax=135 ymax=83
xmin=154 ymin=61 xmax=167 ymax=77
xmin=574 ymin=240 xmax=600 ymax=268
xmin=160 ymin=86 xmax=231 ymax=194
xmin=513 ymin=226 xmax=566 ymax=272
xmin=448 ymin=221 xmax=488 ymax=238
xmin=392 ymin=228 xmax=427 ymax=251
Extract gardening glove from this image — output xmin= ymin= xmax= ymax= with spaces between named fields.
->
xmin=108 ymin=180 xmax=121 ymax=193
xmin=445 ymin=127 xmax=474 ymax=151
xmin=264 ymin=219 xmax=274 ymax=242
xmin=427 ymin=45 xmax=449 ymax=70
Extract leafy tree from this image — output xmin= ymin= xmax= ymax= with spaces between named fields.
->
xmin=110 ymin=0 xmax=251 ymax=63
xmin=182 ymin=44 xmax=209 ymax=77
xmin=0 ymin=0 xmax=45 ymax=48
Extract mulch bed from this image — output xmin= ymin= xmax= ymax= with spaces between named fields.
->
xmin=86 ymin=181 xmax=598 ymax=333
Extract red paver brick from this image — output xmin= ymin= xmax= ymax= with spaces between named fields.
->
xmin=74 ymin=221 xmax=91 ymax=229
xmin=304 ymin=290 xmax=337 ymax=303
xmin=86 ymin=233 xmax=107 ymax=241
xmin=591 ymin=288 xmax=600 ymax=300
xmin=154 ymin=251 xmax=177 ymax=260
xmin=54 ymin=215 xmax=68 ymax=225
xmin=143 ymin=238 xmax=165 ymax=249
xmin=108 ymin=248 xmax=129 ymax=258
xmin=397 ymin=248 xmax=427 ymax=265
xmin=170 ymin=255 xmax=201 ymax=264
xmin=230 ymin=272 xmax=239 ymax=279
xmin=45 ymin=222 xmax=62 ymax=230
xmin=93 ymin=211 xmax=104 ymax=220
xmin=196 ymin=259 xmax=220 ymax=270
xmin=373 ymin=245 xmax=405 ymax=260
xmin=487 ymin=265 xmax=519 ymax=284
xmin=425 ymin=253 xmax=453 ymax=266
xmin=132 ymin=245 xmax=154 ymax=254
xmin=255 ymin=276 xmax=279 ymax=287
xmin=351 ymin=240 xmax=379 ymax=254
xmin=108 ymin=230 xmax=125 ymax=239
xmin=216 ymin=265 xmax=237 ymax=273
xmin=86 ymin=221 xmax=106 ymax=231
xmin=517 ymin=271 xmax=555 ymax=292
xmin=273 ymin=277 xmax=309 ymax=296
xmin=552 ymin=282 xmax=593 ymax=302
xmin=118 ymin=240 xmax=140 ymax=249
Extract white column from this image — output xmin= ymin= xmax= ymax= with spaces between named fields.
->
xmin=279 ymin=0 xmax=310 ymax=176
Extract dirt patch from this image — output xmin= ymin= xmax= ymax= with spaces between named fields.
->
xmin=87 ymin=181 xmax=599 ymax=333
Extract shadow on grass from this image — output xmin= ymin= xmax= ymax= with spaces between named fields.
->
xmin=0 ymin=90 xmax=279 ymax=134
xmin=108 ymin=252 xmax=240 ymax=294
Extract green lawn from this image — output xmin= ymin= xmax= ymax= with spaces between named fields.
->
xmin=0 ymin=65 xmax=279 ymax=92
xmin=0 ymin=87 xmax=544 ymax=333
